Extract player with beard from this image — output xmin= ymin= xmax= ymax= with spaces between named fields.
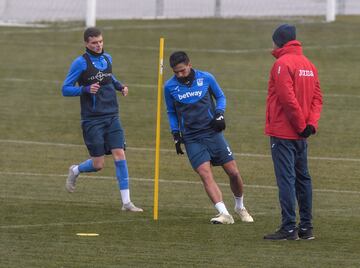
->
xmin=164 ymin=51 xmax=254 ymax=224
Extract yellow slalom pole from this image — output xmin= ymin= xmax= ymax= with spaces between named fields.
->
xmin=154 ymin=37 xmax=164 ymax=220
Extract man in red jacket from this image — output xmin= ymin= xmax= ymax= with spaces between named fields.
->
xmin=263 ymin=24 xmax=323 ymax=240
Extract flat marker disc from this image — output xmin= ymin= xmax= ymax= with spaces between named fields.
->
xmin=76 ymin=233 xmax=99 ymax=237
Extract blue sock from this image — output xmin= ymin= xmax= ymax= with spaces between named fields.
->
xmin=114 ymin=160 xmax=129 ymax=190
xmin=78 ymin=159 xmax=97 ymax=173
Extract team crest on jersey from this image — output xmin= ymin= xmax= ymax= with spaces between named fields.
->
xmin=196 ymin=78 xmax=204 ymax=86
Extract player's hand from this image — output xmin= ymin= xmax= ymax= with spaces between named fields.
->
xmin=211 ymin=113 xmax=226 ymax=132
xmin=121 ymin=85 xmax=129 ymax=96
xmin=299 ymin=125 xmax=315 ymax=138
xmin=89 ymin=82 xmax=100 ymax=94
xmin=172 ymin=132 xmax=184 ymax=155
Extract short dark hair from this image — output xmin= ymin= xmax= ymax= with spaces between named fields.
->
xmin=84 ymin=27 xmax=102 ymax=42
xmin=169 ymin=51 xmax=190 ymax=68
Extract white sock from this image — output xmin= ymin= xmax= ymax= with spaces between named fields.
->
xmin=234 ymin=195 xmax=244 ymax=209
xmin=215 ymin=201 xmax=230 ymax=215
xmin=72 ymin=165 xmax=80 ymax=176
xmin=120 ymin=189 xmax=130 ymax=204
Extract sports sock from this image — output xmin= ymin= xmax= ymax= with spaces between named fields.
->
xmin=234 ymin=195 xmax=244 ymax=209
xmin=77 ymin=159 xmax=97 ymax=173
xmin=215 ymin=201 xmax=230 ymax=215
xmin=115 ymin=160 xmax=131 ymax=204
xmin=72 ymin=165 xmax=80 ymax=176
xmin=120 ymin=190 xmax=130 ymax=205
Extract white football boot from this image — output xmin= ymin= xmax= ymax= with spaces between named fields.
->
xmin=65 ymin=165 xmax=79 ymax=193
xmin=121 ymin=202 xmax=144 ymax=212
xmin=210 ymin=213 xmax=234 ymax=224
xmin=234 ymin=207 xmax=254 ymax=222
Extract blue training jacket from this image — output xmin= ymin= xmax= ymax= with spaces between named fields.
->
xmin=62 ymin=51 xmax=123 ymax=120
xmin=164 ymin=69 xmax=226 ymax=141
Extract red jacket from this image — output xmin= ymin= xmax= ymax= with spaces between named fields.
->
xmin=265 ymin=40 xmax=323 ymax=139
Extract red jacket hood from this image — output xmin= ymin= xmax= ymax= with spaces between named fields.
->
xmin=271 ymin=40 xmax=303 ymax=59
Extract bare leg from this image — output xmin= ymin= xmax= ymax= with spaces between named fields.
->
xmin=222 ymin=160 xmax=244 ymax=197
xmin=111 ymin=148 xmax=126 ymax=161
xmin=91 ymin=155 xmax=105 ymax=170
xmin=223 ymin=160 xmax=254 ymax=222
xmin=195 ymin=161 xmax=222 ymax=204
xmin=196 ymin=161 xmax=234 ymax=223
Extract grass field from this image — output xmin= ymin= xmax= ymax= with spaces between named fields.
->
xmin=1 ymin=16 xmax=360 ymax=267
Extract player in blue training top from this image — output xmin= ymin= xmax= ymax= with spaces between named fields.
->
xmin=61 ymin=27 xmax=142 ymax=212
xmin=164 ymin=51 xmax=254 ymax=224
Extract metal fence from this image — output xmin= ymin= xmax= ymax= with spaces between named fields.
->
xmin=0 ymin=0 xmax=359 ymax=23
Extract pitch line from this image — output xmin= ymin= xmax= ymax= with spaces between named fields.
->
xmin=1 ymin=171 xmax=359 ymax=195
xmin=0 ymin=139 xmax=359 ymax=162
xmin=128 ymin=84 xmax=360 ymax=99
xmin=107 ymin=43 xmax=360 ymax=54
xmin=126 ymin=84 xmax=360 ymax=99
xmin=2 ymin=78 xmax=359 ymax=99
xmin=0 ymin=218 xmax=149 ymax=230
xmin=0 ymin=214 xmax=195 ymax=230
xmin=0 ymin=23 xmax=185 ymax=35
xmin=1 ymin=78 xmax=359 ymax=99
xmin=0 ymin=22 xmax=48 ymax=28
xmin=1 ymin=35 xmax=360 ymax=53
xmin=1 ymin=139 xmax=360 ymax=163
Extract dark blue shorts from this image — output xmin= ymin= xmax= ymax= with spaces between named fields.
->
xmin=184 ymin=132 xmax=234 ymax=170
xmin=81 ymin=116 xmax=125 ymax=157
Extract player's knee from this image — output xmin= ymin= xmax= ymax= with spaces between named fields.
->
xmin=93 ymin=161 xmax=105 ymax=170
xmin=228 ymin=170 xmax=240 ymax=181
xmin=112 ymin=148 xmax=125 ymax=161
xmin=197 ymin=168 xmax=212 ymax=180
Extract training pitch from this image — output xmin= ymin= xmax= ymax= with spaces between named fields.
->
xmin=0 ymin=17 xmax=359 ymax=267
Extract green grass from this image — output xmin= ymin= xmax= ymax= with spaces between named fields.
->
xmin=1 ymin=16 xmax=360 ymax=267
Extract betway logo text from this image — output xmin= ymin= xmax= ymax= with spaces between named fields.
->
xmin=178 ymin=91 xmax=202 ymax=100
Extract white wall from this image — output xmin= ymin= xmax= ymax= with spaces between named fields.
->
xmin=0 ymin=0 xmax=359 ymax=23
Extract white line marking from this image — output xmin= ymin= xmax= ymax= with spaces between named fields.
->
xmin=0 ymin=22 xmax=48 ymax=28
xmin=130 ymin=84 xmax=360 ymax=99
xmin=0 ymin=139 xmax=359 ymax=162
xmin=0 ymin=171 xmax=359 ymax=195
xmin=0 ymin=139 xmax=83 ymax=148
xmin=0 ymin=24 xmax=185 ymax=35
xmin=1 ymin=34 xmax=360 ymax=53
xmin=115 ymin=43 xmax=360 ymax=54
xmin=0 ymin=213 xmax=199 ymax=230
xmin=225 ymin=87 xmax=360 ymax=99
xmin=2 ymin=78 xmax=359 ymax=99
xmin=2 ymin=78 xmax=61 ymax=84
xmin=102 ymin=24 xmax=185 ymax=30
xmin=0 ymin=27 xmax=84 ymax=35
xmin=0 ymin=219 xmax=149 ymax=229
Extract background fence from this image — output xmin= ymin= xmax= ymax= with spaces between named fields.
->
xmin=0 ymin=0 xmax=360 ymax=24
